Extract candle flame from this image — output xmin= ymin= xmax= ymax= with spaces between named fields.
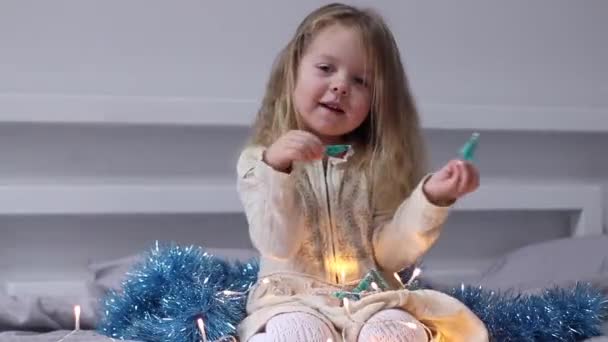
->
xmin=197 ymin=317 xmax=207 ymax=342
xmin=326 ymin=258 xmax=358 ymax=284
xmin=73 ymin=305 xmax=81 ymax=331
xmin=406 ymin=267 xmax=422 ymax=286
xmin=393 ymin=272 xmax=405 ymax=288
xmin=342 ymin=298 xmax=351 ymax=316
xmin=411 ymin=267 xmax=422 ymax=280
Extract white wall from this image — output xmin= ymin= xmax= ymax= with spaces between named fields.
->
xmin=1 ymin=0 xmax=606 ymax=105
xmin=0 ymin=0 xmax=607 ymax=290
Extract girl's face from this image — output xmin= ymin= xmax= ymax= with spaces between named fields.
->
xmin=293 ymin=24 xmax=372 ymax=144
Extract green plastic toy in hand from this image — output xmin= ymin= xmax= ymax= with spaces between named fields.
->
xmin=332 ymin=269 xmax=390 ymax=301
xmin=459 ymin=132 xmax=480 ymax=162
xmin=325 ymin=144 xmax=351 ymax=157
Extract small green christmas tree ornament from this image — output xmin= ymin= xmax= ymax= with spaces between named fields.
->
xmin=332 ymin=269 xmax=385 ymax=301
xmin=369 ymin=269 xmax=390 ymax=290
xmin=459 ymin=132 xmax=480 ymax=162
xmin=333 ymin=290 xmax=349 ymax=300
xmin=352 ymin=272 xmax=375 ymax=293
xmin=325 ymin=144 xmax=351 ymax=157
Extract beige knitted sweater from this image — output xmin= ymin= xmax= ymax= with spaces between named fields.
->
xmin=236 ymin=146 xmax=488 ymax=341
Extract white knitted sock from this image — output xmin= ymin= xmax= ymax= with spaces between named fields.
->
xmin=357 ymin=309 xmax=429 ymax=342
xmin=248 ymin=312 xmax=335 ymax=342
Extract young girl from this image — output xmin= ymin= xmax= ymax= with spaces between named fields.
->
xmin=236 ymin=3 xmax=487 ymax=342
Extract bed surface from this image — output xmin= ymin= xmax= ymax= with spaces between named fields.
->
xmin=2 ymin=237 xmax=607 ymax=341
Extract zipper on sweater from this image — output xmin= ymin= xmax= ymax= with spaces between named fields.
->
xmin=322 ymin=160 xmax=340 ymax=284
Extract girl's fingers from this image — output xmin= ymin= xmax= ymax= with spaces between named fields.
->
xmin=457 ymin=162 xmax=470 ymax=195
xmin=438 ymin=160 xmax=457 ymax=181
xmin=293 ymin=131 xmax=324 ymax=156
xmin=285 ymin=140 xmax=313 ymax=160
xmin=446 ymin=162 xmax=461 ymax=191
xmin=290 ymin=133 xmax=323 ymax=159
xmin=466 ymin=162 xmax=480 ymax=192
xmin=459 ymin=161 xmax=479 ymax=193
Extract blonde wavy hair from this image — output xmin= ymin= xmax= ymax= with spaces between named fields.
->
xmin=248 ymin=3 xmax=427 ymax=212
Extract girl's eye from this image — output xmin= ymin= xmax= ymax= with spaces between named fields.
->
xmin=354 ymin=76 xmax=367 ymax=87
xmin=317 ymin=64 xmax=332 ymax=73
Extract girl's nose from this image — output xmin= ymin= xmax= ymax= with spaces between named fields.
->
xmin=331 ymin=81 xmax=348 ymax=96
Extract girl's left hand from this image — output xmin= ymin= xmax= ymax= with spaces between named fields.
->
xmin=423 ymin=159 xmax=480 ymax=206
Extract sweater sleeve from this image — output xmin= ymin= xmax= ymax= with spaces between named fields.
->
xmin=236 ymin=146 xmax=305 ymax=259
xmin=372 ymin=175 xmax=451 ymax=272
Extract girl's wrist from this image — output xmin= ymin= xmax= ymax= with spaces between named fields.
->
xmin=262 ymin=150 xmax=292 ymax=173
xmin=422 ymin=180 xmax=456 ymax=207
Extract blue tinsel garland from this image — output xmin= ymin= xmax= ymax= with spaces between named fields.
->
xmin=447 ymin=283 xmax=607 ymax=342
xmin=98 ymin=243 xmax=607 ymax=341
xmin=97 ymin=242 xmax=258 ymax=341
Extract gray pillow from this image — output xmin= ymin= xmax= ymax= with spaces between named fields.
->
xmin=87 ymin=254 xmax=142 ymax=295
xmin=87 ymin=247 xmax=259 ymax=293
xmin=477 ymin=236 xmax=608 ymax=293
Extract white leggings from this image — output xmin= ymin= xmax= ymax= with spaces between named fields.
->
xmin=248 ymin=309 xmax=429 ymax=342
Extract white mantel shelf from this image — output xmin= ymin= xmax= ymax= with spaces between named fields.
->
xmin=0 ymin=180 xmax=602 ymax=236
xmin=1 ymin=94 xmax=607 ymax=132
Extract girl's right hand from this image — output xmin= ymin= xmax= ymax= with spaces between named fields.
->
xmin=263 ymin=130 xmax=324 ymax=172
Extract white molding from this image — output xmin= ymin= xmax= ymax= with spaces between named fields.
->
xmin=0 ymin=180 xmax=603 ymax=236
xmin=0 ymin=181 xmax=239 ymax=215
xmin=417 ymin=103 xmax=608 ymax=132
xmin=0 ymin=94 xmax=256 ymax=126
xmin=1 ymin=93 xmax=607 ymax=132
